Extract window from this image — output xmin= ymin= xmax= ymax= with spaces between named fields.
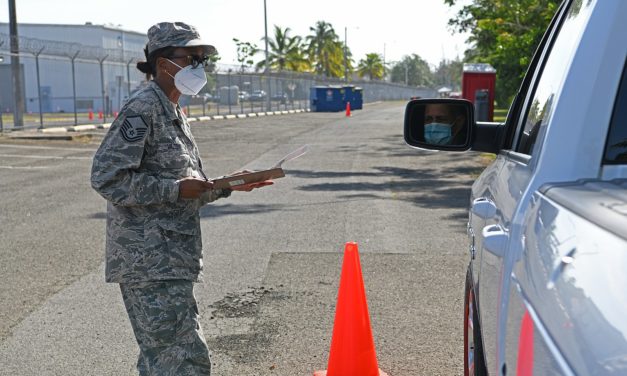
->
xmin=604 ymin=62 xmax=627 ymax=164
xmin=515 ymin=0 xmax=596 ymax=155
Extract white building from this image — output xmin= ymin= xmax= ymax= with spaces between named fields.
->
xmin=0 ymin=23 xmax=147 ymax=114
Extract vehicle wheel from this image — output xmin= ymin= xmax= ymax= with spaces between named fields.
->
xmin=465 ymin=268 xmax=487 ymax=376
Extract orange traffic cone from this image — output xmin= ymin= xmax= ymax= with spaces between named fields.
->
xmin=345 ymin=102 xmax=351 ymax=117
xmin=314 ymin=242 xmax=388 ymax=376
xmin=88 ymin=109 xmax=94 ymax=120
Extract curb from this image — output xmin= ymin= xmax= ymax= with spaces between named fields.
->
xmin=3 ymin=108 xmax=312 ymax=139
xmin=41 ymin=127 xmax=68 ymax=133
xmin=68 ymin=124 xmax=97 ymax=132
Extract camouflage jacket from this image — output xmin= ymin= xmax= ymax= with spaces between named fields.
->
xmin=91 ymin=81 xmax=230 ymax=283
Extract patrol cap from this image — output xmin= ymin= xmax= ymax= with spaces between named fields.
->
xmin=146 ymin=22 xmax=216 ymax=55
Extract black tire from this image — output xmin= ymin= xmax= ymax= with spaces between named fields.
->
xmin=465 ymin=266 xmax=487 ymax=376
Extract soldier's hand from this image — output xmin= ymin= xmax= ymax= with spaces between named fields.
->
xmin=228 ymin=170 xmax=274 ymax=192
xmin=231 ymin=180 xmax=274 ymax=192
xmin=178 ymin=177 xmax=214 ymax=199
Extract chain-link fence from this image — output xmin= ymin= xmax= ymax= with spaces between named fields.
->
xmin=0 ymin=33 xmax=436 ymax=130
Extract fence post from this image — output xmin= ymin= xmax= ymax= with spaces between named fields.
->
xmin=126 ymin=58 xmax=134 ymax=98
xmin=215 ymin=71 xmax=220 ymax=116
xmin=99 ymin=55 xmax=109 ymax=123
xmin=69 ymin=51 xmax=80 ymax=126
xmin=239 ymin=71 xmax=244 ymax=114
xmin=33 ymin=46 xmax=45 ymax=128
xmin=227 ymin=69 xmax=232 ymax=115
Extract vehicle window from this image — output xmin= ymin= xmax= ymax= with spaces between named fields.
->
xmin=515 ymin=0 xmax=596 ymax=155
xmin=604 ymin=62 xmax=627 ymax=164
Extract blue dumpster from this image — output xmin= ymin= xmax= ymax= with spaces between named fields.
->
xmin=341 ymin=85 xmax=362 ymax=110
xmin=310 ymin=86 xmax=345 ymax=112
xmin=342 ymin=85 xmax=354 ymax=108
xmin=352 ymin=87 xmax=363 ymax=110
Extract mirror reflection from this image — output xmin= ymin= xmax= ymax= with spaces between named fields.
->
xmin=410 ymin=103 xmax=469 ymax=146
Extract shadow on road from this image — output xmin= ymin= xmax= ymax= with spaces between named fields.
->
xmin=289 ymin=166 xmax=474 ymax=211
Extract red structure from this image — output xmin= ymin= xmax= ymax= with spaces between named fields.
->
xmin=462 ymin=63 xmax=496 ymax=122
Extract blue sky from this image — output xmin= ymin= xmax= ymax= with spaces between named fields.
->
xmin=0 ymin=0 xmax=470 ymax=68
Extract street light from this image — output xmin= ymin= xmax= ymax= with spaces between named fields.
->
xmin=344 ymin=27 xmax=348 ymax=82
xmin=263 ymin=0 xmax=271 ymax=111
xmin=343 ymin=26 xmax=360 ymax=83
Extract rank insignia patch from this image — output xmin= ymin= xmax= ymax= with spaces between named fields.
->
xmin=120 ymin=116 xmax=148 ymax=142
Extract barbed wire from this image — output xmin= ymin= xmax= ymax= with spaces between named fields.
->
xmin=0 ymin=33 xmax=143 ymax=61
xmin=0 ymin=33 xmax=427 ymax=90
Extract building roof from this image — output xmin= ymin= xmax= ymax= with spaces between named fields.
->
xmin=463 ymin=63 xmax=496 ymax=73
xmin=0 ymin=22 xmax=145 ymax=37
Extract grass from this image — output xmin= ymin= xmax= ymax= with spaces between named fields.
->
xmin=493 ymin=108 xmax=508 ymax=123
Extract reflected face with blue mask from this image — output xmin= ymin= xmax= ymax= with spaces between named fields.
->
xmin=424 ymin=104 xmax=462 ymax=145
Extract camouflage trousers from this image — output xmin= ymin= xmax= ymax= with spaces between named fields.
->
xmin=120 ymin=280 xmax=211 ymax=376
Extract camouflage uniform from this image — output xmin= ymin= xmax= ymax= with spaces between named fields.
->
xmin=120 ymin=281 xmax=210 ymax=375
xmin=91 ymin=74 xmax=228 ymax=373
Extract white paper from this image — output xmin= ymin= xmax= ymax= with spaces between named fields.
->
xmin=273 ymin=145 xmax=309 ymax=169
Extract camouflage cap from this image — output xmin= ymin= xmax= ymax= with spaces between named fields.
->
xmin=146 ymin=22 xmax=216 ymax=55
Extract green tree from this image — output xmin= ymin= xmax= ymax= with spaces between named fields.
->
xmin=257 ymin=26 xmax=309 ymax=72
xmin=390 ymin=54 xmax=434 ymax=87
xmin=233 ymin=38 xmax=258 ymax=73
xmin=445 ymin=0 xmax=560 ymax=105
xmin=357 ymin=53 xmax=385 ymax=80
xmin=306 ymin=21 xmax=347 ymax=77
xmin=434 ymin=57 xmax=464 ymax=91
xmin=201 ymin=54 xmax=221 ymax=95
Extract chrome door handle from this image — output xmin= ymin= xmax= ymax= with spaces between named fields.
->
xmin=482 ymin=224 xmax=508 ymax=258
xmin=471 ymin=197 xmax=497 ymax=220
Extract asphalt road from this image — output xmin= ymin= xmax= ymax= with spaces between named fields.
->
xmin=0 ymin=102 xmax=487 ymax=375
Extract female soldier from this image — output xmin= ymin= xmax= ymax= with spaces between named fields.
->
xmin=91 ymin=22 xmax=270 ymax=375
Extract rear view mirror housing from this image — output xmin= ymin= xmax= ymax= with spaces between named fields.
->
xmin=404 ymin=99 xmax=474 ymax=151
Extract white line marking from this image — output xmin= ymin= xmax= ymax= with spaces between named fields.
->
xmin=0 ymin=154 xmax=92 ymax=160
xmin=0 ymin=165 xmax=50 ymax=169
xmin=0 ymin=144 xmax=96 ymax=152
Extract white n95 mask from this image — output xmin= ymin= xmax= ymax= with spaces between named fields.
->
xmin=166 ymin=59 xmax=208 ymax=96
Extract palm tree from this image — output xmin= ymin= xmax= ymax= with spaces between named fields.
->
xmin=357 ymin=53 xmax=385 ymax=80
xmin=306 ymin=21 xmax=345 ymax=77
xmin=256 ymin=26 xmax=309 ymax=72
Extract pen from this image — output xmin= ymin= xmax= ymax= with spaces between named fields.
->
xmin=198 ymin=167 xmax=209 ymax=182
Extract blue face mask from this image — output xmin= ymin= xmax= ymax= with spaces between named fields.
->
xmin=424 ymin=123 xmax=452 ymax=144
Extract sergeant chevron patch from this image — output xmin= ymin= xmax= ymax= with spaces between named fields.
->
xmin=120 ymin=116 xmax=148 ymax=142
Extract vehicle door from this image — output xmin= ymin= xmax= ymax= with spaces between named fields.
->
xmin=481 ymin=0 xmax=624 ymax=373
xmin=472 ymin=1 xmax=573 ymax=372
xmin=505 ymin=19 xmax=627 ymax=374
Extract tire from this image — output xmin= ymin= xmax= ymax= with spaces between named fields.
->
xmin=464 ymin=267 xmax=487 ymax=376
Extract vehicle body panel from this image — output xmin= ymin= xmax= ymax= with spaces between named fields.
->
xmin=403 ymin=0 xmax=627 ymax=374
xmin=507 ymin=181 xmax=627 ymax=375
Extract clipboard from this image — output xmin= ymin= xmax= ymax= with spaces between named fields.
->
xmin=211 ymin=145 xmax=308 ymax=189
xmin=211 ymin=168 xmax=285 ymax=189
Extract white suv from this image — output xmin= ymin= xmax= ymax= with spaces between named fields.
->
xmin=404 ymin=0 xmax=627 ymax=374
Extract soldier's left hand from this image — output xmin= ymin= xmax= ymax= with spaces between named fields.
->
xmin=231 ymin=180 xmax=274 ymax=192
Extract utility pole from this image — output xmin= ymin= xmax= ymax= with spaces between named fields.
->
xmin=344 ymin=27 xmax=348 ymax=82
xmin=383 ymin=43 xmax=386 ymax=81
xmin=263 ymin=0 xmax=271 ymax=111
xmin=8 ymin=0 xmax=25 ymax=128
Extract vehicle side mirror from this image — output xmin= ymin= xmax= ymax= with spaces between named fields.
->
xmin=404 ymin=99 xmax=474 ymax=151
